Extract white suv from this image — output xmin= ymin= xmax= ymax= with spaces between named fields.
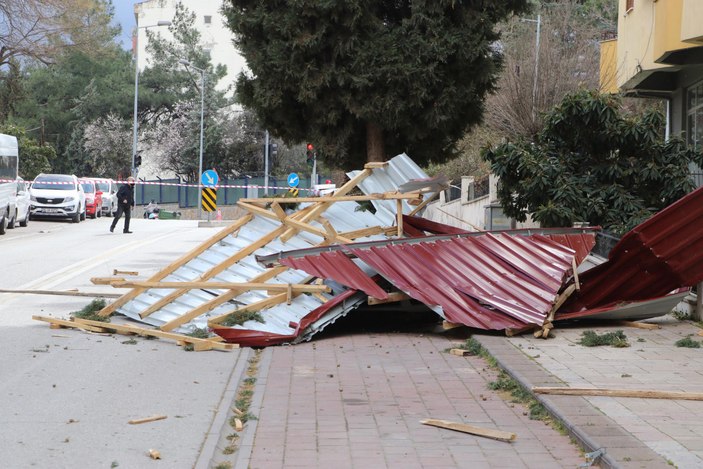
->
xmin=30 ymin=174 xmax=86 ymax=223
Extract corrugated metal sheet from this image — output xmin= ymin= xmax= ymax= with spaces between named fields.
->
xmin=564 ymin=185 xmax=703 ymax=311
xmin=114 ymin=154 xmax=435 ymax=345
xmin=280 ymin=232 xmax=581 ymax=330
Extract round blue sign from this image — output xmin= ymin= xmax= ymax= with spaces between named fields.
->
xmin=201 ymin=169 xmax=219 ymax=187
xmin=287 ymin=173 xmax=300 ymax=188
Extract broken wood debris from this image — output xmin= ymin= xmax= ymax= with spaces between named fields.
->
xmin=532 ymin=387 xmax=703 ymax=401
xmin=420 ymin=418 xmax=516 ymax=442
xmin=615 ymin=320 xmax=661 ymax=330
xmin=113 ymin=269 xmax=139 ymax=276
xmin=449 ymin=349 xmax=470 ymax=357
xmin=128 ymin=415 xmax=167 ymax=425
xmin=32 ymin=315 xmax=237 ymax=351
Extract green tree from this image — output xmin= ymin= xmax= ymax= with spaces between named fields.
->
xmin=483 ymin=91 xmax=703 ymax=234
xmin=223 ymin=0 xmax=530 ymax=170
xmin=0 ymin=124 xmax=53 ymax=180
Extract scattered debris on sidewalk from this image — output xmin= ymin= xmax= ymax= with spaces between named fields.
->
xmin=420 ymin=418 xmax=517 ymax=442
xmin=128 ymin=415 xmax=167 ymax=425
xmin=532 ymin=387 xmax=703 ymax=401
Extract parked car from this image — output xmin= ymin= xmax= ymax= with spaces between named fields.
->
xmin=79 ymin=178 xmax=103 ymax=219
xmin=29 ymin=174 xmax=86 ymax=223
xmin=11 ymin=177 xmax=30 ymax=228
xmin=92 ymin=178 xmax=117 ymax=216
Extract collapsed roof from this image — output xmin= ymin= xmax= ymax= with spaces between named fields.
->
xmin=95 ymin=154 xmax=703 ymax=346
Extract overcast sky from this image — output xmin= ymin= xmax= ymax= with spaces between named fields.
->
xmin=112 ymin=1 xmax=136 ymax=50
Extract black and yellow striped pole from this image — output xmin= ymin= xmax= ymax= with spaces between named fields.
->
xmin=202 ymin=187 xmax=216 ymax=215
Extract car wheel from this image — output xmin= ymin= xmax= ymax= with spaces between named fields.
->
xmin=0 ymin=214 xmax=6 ymax=235
xmin=72 ymin=210 xmax=80 ymax=223
xmin=7 ymin=210 xmax=16 ymax=229
xmin=20 ymin=211 xmax=29 ymax=227
xmin=80 ymin=207 xmax=86 ymax=221
xmin=97 ymin=206 xmax=102 ymax=218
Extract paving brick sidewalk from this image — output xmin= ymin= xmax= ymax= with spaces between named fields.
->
xmin=479 ymin=315 xmax=703 ymax=469
xmin=234 ymin=332 xmax=586 ymax=469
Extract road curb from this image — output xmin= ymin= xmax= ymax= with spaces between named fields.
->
xmin=194 ymin=346 xmax=252 ymax=469
xmin=474 ymin=335 xmax=670 ymax=469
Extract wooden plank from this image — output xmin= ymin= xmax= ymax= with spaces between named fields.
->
xmin=367 ymin=292 xmax=410 ymax=305
xmin=280 ymin=168 xmax=373 ymax=242
xmin=32 ymin=315 xmax=237 ymax=351
xmin=408 ymin=191 xmax=440 ymax=217
xmin=234 ymin=418 xmax=244 ymax=431
xmin=364 ymin=162 xmax=389 ymax=169
xmin=113 ymin=269 xmax=139 ymax=276
xmin=338 ymin=226 xmax=386 ymax=240
xmin=442 ymin=320 xmax=463 ymax=330
xmin=0 ymin=288 xmax=121 ymax=299
xmin=158 ymin=265 xmax=290 ymax=330
xmin=505 ymin=325 xmax=540 ymax=337
xmin=420 ymin=419 xmax=516 ymax=442
xmin=615 ymin=320 xmax=661 ymax=330
xmin=128 ymin=415 xmax=167 ymax=425
xmin=98 ymin=213 xmax=254 ymax=317
xmin=92 ymin=277 xmax=125 ymax=285
xmin=571 ymin=257 xmax=581 ymax=291
xmin=33 ymin=316 xmax=113 ymax=333
xmin=396 ymin=198 xmax=403 ymax=237
xmin=138 ymin=225 xmax=288 ymax=319
xmin=449 ymin=349 xmax=470 ymax=357
xmin=270 ymin=201 xmax=287 ymax=220
xmin=532 ymin=387 xmax=703 ymax=401
xmin=239 ymin=192 xmax=419 ymax=204
xmin=109 ymin=281 xmax=329 ymax=293
xmin=208 ymin=292 xmax=289 ymax=326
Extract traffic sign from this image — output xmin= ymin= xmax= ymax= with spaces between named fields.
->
xmin=202 ymin=187 xmax=216 ymax=212
xmin=287 ymin=173 xmax=300 ymax=188
xmin=201 ymin=169 xmax=219 ymax=187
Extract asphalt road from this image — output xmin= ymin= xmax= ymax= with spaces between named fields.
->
xmin=0 ymin=216 xmax=246 ymax=468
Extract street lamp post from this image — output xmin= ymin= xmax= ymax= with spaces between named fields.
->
xmin=179 ymin=59 xmax=206 ymax=220
xmin=521 ymin=14 xmax=541 ymax=122
xmin=131 ymin=20 xmax=171 ymax=178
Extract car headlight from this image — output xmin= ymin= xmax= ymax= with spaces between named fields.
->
xmin=30 ymin=195 xmax=37 ymax=202
xmin=64 ymin=196 xmax=75 ymax=203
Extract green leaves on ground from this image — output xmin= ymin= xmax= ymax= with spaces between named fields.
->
xmin=578 ymin=329 xmax=629 ymax=348
xmin=71 ymin=298 xmax=110 ymax=323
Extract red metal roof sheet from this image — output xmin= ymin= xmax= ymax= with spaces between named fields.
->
xmin=280 ymin=233 xmax=581 ymax=330
xmin=564 ymin=185 xmax=703 ymax=311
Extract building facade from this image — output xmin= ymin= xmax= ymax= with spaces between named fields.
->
xmin=134 ymin=0 xmax=246 ymax=91
xmin=600 ymin=0 xmax=703 ymax=155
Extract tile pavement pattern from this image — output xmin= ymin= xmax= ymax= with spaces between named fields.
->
xmin=235 ymin=332 xmax=586 ymax=469
xmin=491 ymin=315 xmax=703 ymax=469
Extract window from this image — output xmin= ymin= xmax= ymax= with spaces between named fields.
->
xmin=625 ymin=0 xmax=634 ymax=13
xmin=204 ymin=15 xmax=212 ymax=24
xmin=687 ymin=80 xmax=703 ymax=151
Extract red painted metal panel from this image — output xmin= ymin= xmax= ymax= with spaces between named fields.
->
xmin=280 ymin=251 xmax=388 ymax=300
xmin=565 ymin=185 xmax=703 ymax=311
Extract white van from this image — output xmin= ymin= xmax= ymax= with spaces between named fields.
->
xmin=0 ymin=134 xmax=18 ymax=235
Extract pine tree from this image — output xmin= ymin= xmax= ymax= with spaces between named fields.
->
xmin=223 ymin=0 xmax=529 ymax=169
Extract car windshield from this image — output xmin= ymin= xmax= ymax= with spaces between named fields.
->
xmin=95 ymin=182 xmax=110 ymax=192
xmin=80 ymin=183 xmax=95 ymax=193
xmin=32 ymin=176 xmax=76 ymax=191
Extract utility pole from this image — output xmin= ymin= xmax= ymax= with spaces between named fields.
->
xmin=264 ymin=130 xmax=270 ymax=196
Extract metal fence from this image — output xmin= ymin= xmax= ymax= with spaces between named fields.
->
xmin=135 ymin=175 xmax=323 ymax=207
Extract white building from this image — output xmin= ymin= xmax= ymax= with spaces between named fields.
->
xmin=134 ymin=0 xmax=247 ymax=91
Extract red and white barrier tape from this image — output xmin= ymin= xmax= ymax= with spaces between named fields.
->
xmin=1 ymin=178 xmax=312 ymax=192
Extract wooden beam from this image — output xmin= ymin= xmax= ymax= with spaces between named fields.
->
xmin=158 ymin=265 xmax=290 ymax=330
xmin=338 ymin=226 xmax=386 ymax=240
xmin=280 ymin=168 xmax=373 ymax=242
xmin=364 ymin=162 xmax=388 ymax=169
xmin=270 ymin=201 xmax=287 ymax=220
xmin=32 ymin=315 xmax=237 ymax=351
xmin=505 ymin=325 xmax=540 ymax=337
xmin=396 ymin=198 xmax=403 ymax=237
xmin=420 ymin=419 xmax=516 ymax=442
xmin=113 ymin=269 xmax=139 ymax=276
xmin=615 ymin=320 xmax=661 ymax=330
xmin=442 ymin=320 xmax=463 ymax=330
xmin=532 ymin=387 xmax=703 ymax=401
xmin=0 ymin=288 xmax=121 ymax=299
xmin=98 ymin=213 xmax=254 ymax=317
xmin=108 ymin=280 xmax=329 ymax=293
xmin=138 ymin=225 xmax=288 ymax=320
xmin=208 ymin=292 xmax=290 ymax=326
xmin=367 ymin=291 xmax=410 ymax=306
xmin=239 ymin=192 xmax=419 ymax=204
xmin=409 ymin=191 xmax=440 ymax=217
xmin=571 ymin=257 xmax=581 ymax=291
xmin=92 ymin=277 xmax=125 ymax=285
xmin=128 ymin=415 xmax=167 ymax=425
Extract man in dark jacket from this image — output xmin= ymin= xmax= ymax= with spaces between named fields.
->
xmin=110 ymin=176 xmax=136 ymax=233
